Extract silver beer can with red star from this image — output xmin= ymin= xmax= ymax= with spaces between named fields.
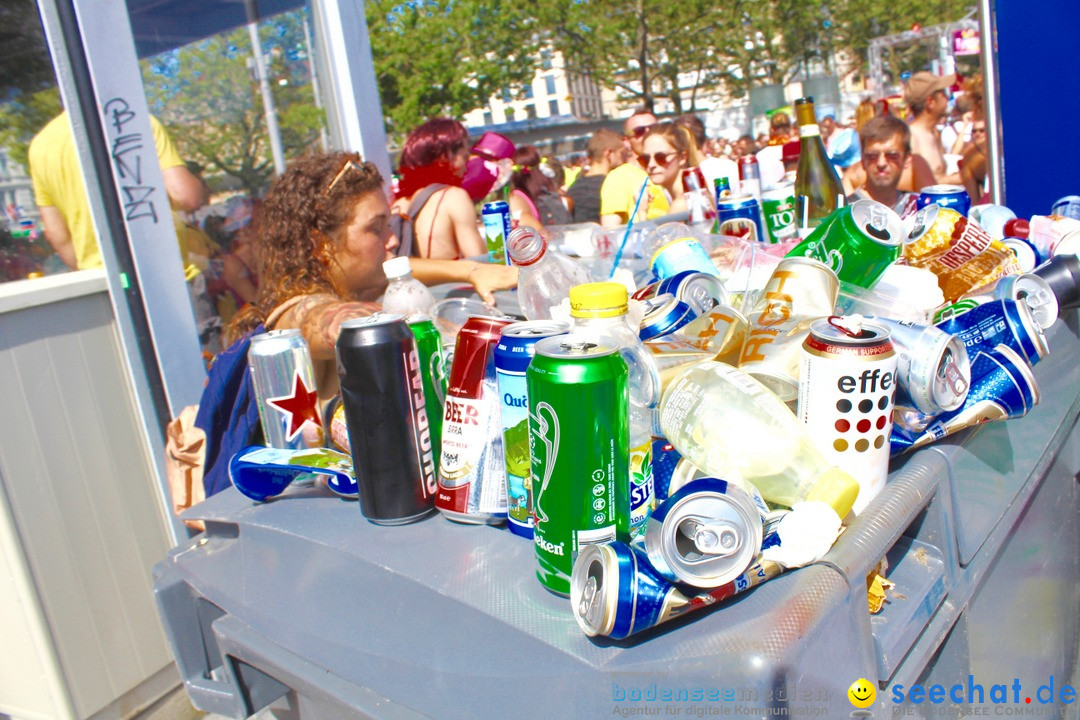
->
xmin=336 ymin=314 xmax=437 ymax=525
xmin=248 ymin=329 xmax=324 ymax=450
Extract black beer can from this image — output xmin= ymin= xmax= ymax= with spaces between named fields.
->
xmin=336 ymin=314 xmax=437 ymax=524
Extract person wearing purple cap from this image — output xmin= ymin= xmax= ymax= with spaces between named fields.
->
xmin=905 ymin=71 xmax=962 ymax=185
xmin=462 ymin=131 xmax=515 ymax=203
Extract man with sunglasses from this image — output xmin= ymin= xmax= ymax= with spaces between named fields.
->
xmin=846 ymin=115 xmax=920 ymax=217
xmin=599 ymin=108 xmax=669 ymax=228
xmin=905 ymin=71 xmax=962 ymax=185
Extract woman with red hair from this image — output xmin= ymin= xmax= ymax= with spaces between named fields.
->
xmin=393 ymin=118 xmax=486 ymax=260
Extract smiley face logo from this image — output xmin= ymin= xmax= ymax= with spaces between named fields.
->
xmin=848 ymin=678 xmax=876 ymax=709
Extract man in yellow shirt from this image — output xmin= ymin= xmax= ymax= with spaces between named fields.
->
xmin=29 ymin=110 xmax=205 ymax=270
xmin=599 ymin=108 xmax=670 ymax=228
xmin=30 ymin=111 xmax=220 ymax=356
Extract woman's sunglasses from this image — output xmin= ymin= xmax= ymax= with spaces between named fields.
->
xmin=638 ymin=152 xmax=676 ymax=168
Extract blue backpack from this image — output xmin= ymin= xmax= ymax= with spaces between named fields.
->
xmin=194 ymin=324 xmax=266 ymax=497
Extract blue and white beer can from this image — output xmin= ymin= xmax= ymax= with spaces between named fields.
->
xmin=494 ymin=320 xmax=568 ymax=538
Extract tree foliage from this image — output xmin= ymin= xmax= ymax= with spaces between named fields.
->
xmin=141 ymin=10 xmax=325 ymax=196
xmin=0 ymin=87 xmax=61 ymax=171
xmin=366 ymin=0 xmax=544 ymax=141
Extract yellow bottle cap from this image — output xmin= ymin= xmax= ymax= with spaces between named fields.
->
xmin=648 ymin=237 xmax=697 ymax=269
xmin=806 ymin=467 xmax=860 ymax=520
xmin=570 ymin=282 xmax=628 ymax=318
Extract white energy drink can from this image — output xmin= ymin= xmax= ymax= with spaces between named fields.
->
xmin=798 ymin=317 xmax=898 ymax=515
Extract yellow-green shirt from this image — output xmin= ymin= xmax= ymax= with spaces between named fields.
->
xmin=29 ymin=111 xmax=187 ymax=270
xmin=599 ymin=161 xmax=669 ymax=223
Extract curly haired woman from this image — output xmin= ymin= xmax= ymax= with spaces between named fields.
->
xmin=229 ymin=151 xmax=515 ymax=401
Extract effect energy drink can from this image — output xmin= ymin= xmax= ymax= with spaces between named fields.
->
xmin=336 ymin=315 xmax=436 ymax=524
xmin=249 ymin=329 xmax=323 ymax=449
xmin=494 ymin=320 xmax=569 ymax=539
xmin=799 ymin=317 xmax=897 ymax=514
xmin=528 ymin=335 xmax=628 ymax=596
xmin=438 ymin=315 xmax=513 ymax=524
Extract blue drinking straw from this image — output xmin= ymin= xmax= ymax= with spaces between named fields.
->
xmin=608 ymin=177 xmax=651 ymax=279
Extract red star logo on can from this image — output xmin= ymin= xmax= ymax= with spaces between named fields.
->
xmin=266 ymin=372 xmax=323 ymax=442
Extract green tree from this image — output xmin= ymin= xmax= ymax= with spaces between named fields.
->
xmin=0 ymin=87 xmax=61 ymax=170
xmin=141 ymin=10 xmax=325 ymax=196
xmin=830 ymin=0 xmax=975 ymax=77
xmin=366 ymin=0 xmax=543 ymax=140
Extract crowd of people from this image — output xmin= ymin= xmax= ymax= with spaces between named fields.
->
xmin=22 ymin=69 xmax=988 ymax=384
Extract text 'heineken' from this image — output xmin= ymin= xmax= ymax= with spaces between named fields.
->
xmin=527 ymin=334 xmax=629 ymax=596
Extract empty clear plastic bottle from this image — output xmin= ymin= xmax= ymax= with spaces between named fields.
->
xmin=508 ymin=226 xmax=594 ymax=321
xmin=569 ymin=282 xmax=661 ymax=538
xmin=381 ymin=256 xmax=436 ymax=321
xmin=659 ymin=360 xmax=860 ymax=519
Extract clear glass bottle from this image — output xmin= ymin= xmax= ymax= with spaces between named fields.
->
xmin=508 ymin=226 xmax=594 ymax=321
xmin=381 ymin=256 xmax=436 ymax=321
xmin=793 ymin=96 xmax=845 ymax=231
xmin=569 ymin=282 xmax=661 ymax=538
xmin=659 ymin=360 xmax=860 ymax=520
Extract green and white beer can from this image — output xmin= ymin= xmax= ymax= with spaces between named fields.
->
xmin=408 ymin=316 xmax=446 ymax=463
xmin=761 ymin=183 xmax=798 ymax=243
xmin=527 ymin=334 xmax=629 ymax=596
xmin=786 ymin=199 xmax=903 ymax=288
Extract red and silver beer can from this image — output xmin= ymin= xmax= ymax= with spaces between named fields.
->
xmin=798 ymin=317 xmax=898 ymax=515
xmin=437 ymin=315 xmax=513 ymax=524
xmin=737 ymin=155 xmax=762 ymax=202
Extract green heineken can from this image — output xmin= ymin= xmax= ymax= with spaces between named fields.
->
xmin=527 ymin=334 xmax=629 ymax=596
xmin=762 ymin=182 xmax=797 ymax=243
xmin=932 ymin=298 xmax=982 ymax=324
xmin=408 ymin=316 xmax=446 ymax=462
xmin=786 ymin=199 xmax=903 ymax=288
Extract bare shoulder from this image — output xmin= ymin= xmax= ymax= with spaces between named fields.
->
xmin=439 ymin=185 xmax=475 ymax=208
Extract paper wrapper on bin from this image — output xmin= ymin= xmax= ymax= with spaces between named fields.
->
xmin=902 ymin=205 xmax=1022 ymax=303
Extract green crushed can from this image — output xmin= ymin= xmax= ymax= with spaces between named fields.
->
xmin=408 ymin=316 xmax=446 ymax=462
xmin=527 ymin=334 xmax=629 ymax=596
xmin=786 ymin=199 xmax=904 ymax=288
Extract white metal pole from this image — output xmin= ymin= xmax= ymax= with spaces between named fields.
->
xmin=247 ymin=21 xmax=286 ymax=176
xmin=978 ymin=0 xmax=1004 ymax=204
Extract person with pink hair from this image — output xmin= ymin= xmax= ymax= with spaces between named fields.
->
xmin=392 ymin=118 xmax=486 ymax=259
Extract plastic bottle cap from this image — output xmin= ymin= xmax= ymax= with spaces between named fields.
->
xmin=805 ymin=467 xmax=860 ymax=520
xmin=1003 ymin=218 xmax=1029 ymax=239
xmin=383 ymin=256 xmax=412 ymax=279
xmin=569 ymin=282 xmax=629 ymax=318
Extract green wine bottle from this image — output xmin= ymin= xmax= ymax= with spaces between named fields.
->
xmin=793 ymin=97 xmax=844 ymax=230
